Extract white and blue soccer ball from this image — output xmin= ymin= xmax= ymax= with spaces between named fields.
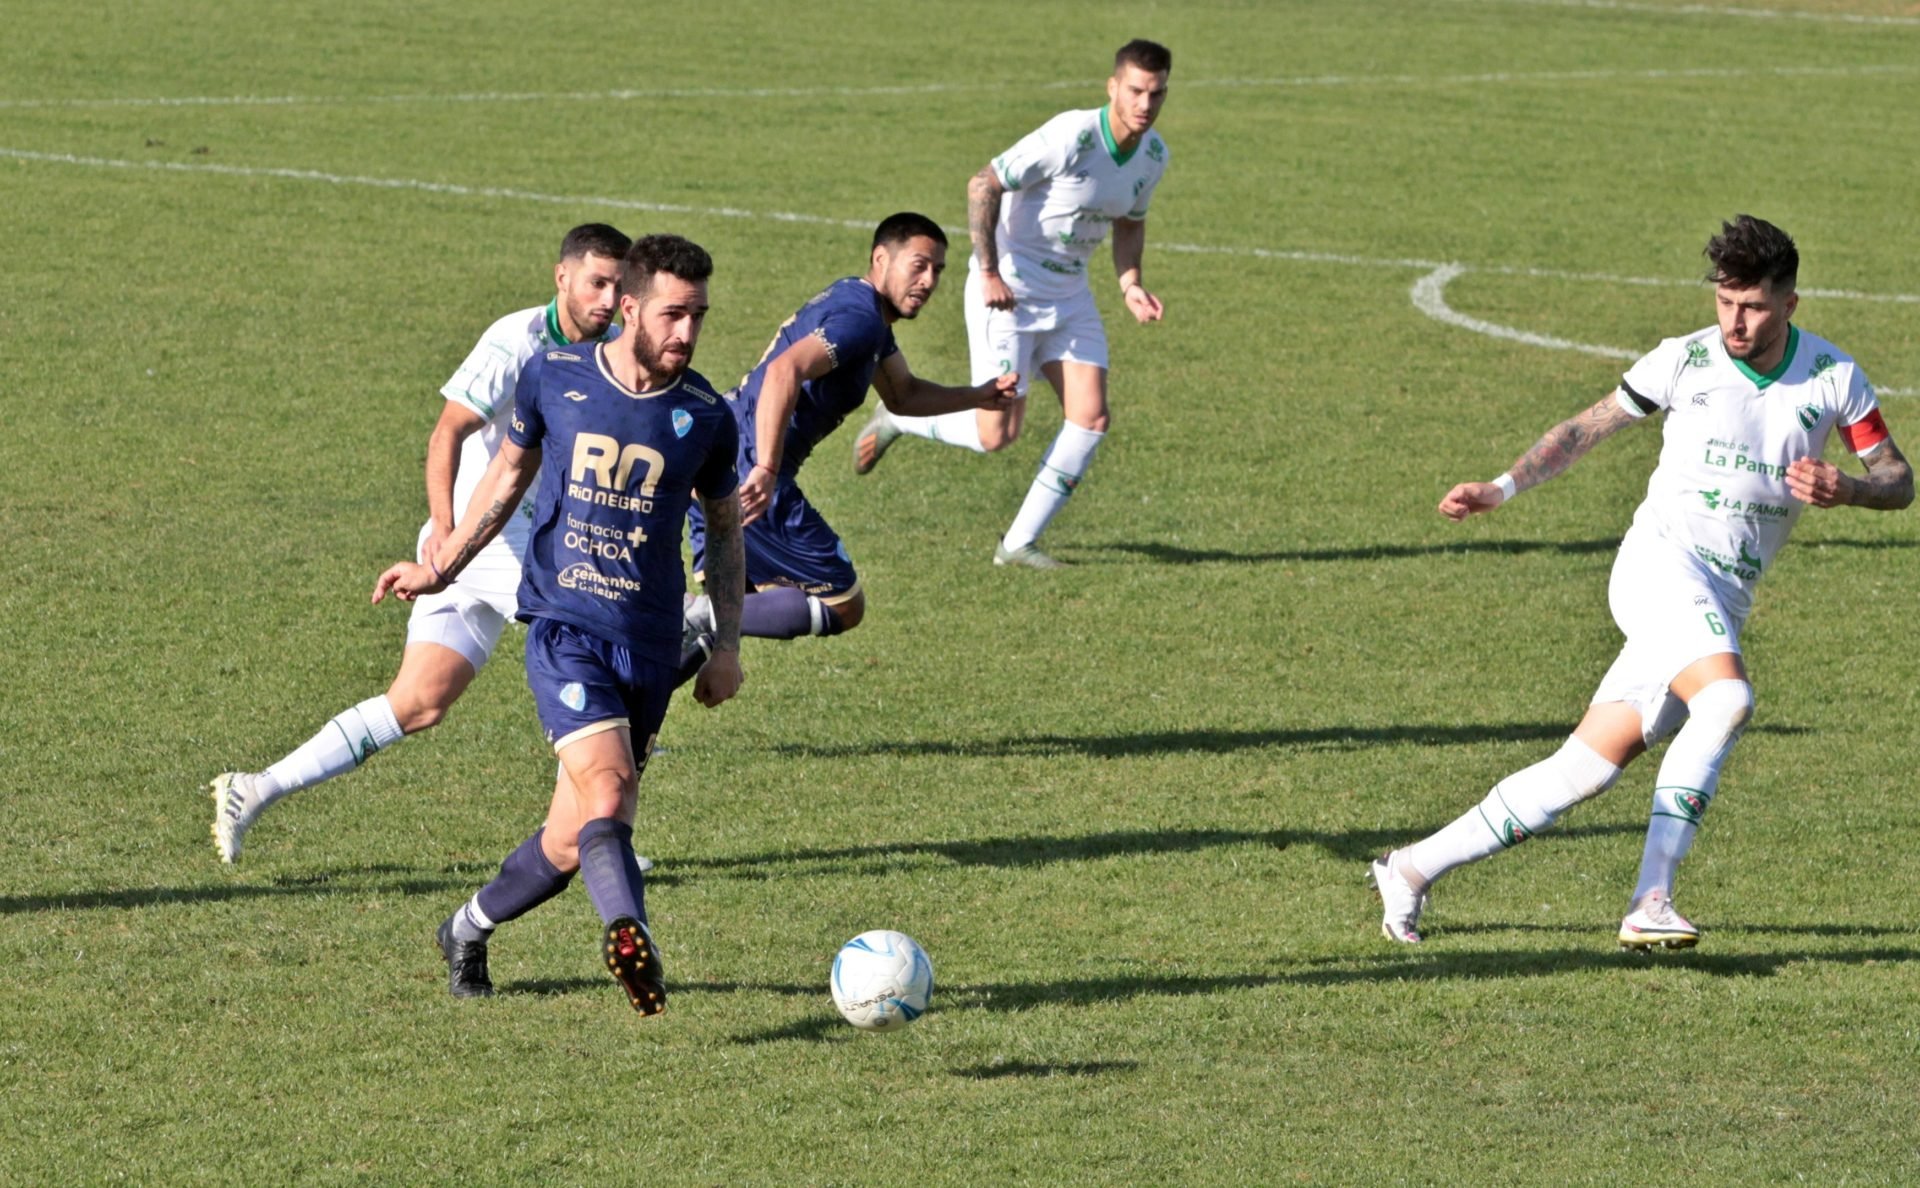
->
xmin=830 ymin=929 xmax=934 ymax=1032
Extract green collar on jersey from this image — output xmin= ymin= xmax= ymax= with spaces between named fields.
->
xmin=544 ymin=298 xmax=618 ymax=346
xmin=1100 ymin=107 xmax=1139 ymax=167
xmin=544 ymin=299 xmax=571 ymax=344
xmin=1733 ymin=323 xmax=1799 ymax=390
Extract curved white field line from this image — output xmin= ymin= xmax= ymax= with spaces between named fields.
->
xmin=0 ymin=62 xmax=1911 ymax=112
xmin=1 ymin=144 xmax=1909 ymax=392
xmin=1411 ymin=264 xmax=1916 ymax=394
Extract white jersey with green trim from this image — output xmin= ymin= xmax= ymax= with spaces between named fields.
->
xmin=983 ymin=106 xmax=1169 ymax=303
xmin=437 ymin=302 xmax=570 ymax=555
xmin=1615 ymin=323 xmax=1883 ymax=609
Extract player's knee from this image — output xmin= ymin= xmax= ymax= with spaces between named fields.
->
xmin=1075 ymin=410 xmax=1111 ymax=435
xmin=1687 ymin=679 xmax=1754 ymax=741
xmin=979 ymin=421 xmax=1019 ymax=452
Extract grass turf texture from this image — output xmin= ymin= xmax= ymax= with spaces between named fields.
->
xmin=4 ymin=0 xmax=1919 ymax=1181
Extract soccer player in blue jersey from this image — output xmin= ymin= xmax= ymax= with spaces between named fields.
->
xmin=210 ymin=224 xmax=630 ymax=864
xmin=375 ymin=234 xmax=745 ymax=1015
xmin=682 ymin=212 xmax=1018 ymax=641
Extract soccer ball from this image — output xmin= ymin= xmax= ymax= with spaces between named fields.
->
xmin=830 ymin=930 xmax=934 ymax=1032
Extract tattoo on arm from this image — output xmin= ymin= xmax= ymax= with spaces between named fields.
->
xmin=700 ymin=493 xmax=746 ymax=652
xmin=1508 ymin=395 xmax=1640 ymax=494
xmin=442 ymin=498 xmax=509 ymax=578
xmin=968 ymin=167 xmax=1003 ymax=272
xmin=1849 ymin=439 xmax=1915 ymax=510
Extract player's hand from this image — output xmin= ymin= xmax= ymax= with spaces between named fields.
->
xmin=692 ymin=648 xmax=743 ymax=708
xmin=974 ymin=372 xmax=1020 ymax=413
xmin=1786 ymin=456 xmax=1850 ymax=507
xmin=738 ymin=465 xmax=775 ymax=527
xmin=1123 ymin=284 xmax=1164 ymax=324
xmin=420 ymin=522 xmax=453 ymax=564
xmin=980 ymin=272 xmax=1016 ymax=311
xmin=372 ymin=561 xmax=445 ymax=604
xmin=1438 ymin=481 xmax=1506 ymax=521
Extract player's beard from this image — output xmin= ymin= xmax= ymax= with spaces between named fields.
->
xmin=630 ymin=322 xmax=691 ymax=382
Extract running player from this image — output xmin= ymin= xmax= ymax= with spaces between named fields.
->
xmin=1371 ymin=215 xmax=1912 ymax=949
xmin=375 ymin=234 xmax=743 ymax=1013
xmin=209 ymin=224 xmax=631 ymax=863
xmin=853 ymin=40 xmax=1172 ymax=568
xmin=682 ymin=212 xmax=1018 ymax=640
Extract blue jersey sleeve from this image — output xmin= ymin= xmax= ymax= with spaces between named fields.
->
xmin=507 ymin=352 xmax=548 ymax=448
xmin=812 ymin=306 xmax=895 ymax=372
xmin=694 ymin=411 xmax=741 ymax=500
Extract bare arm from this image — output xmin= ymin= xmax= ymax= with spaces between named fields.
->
xmin=690 ymin=488 xmax=746 ymax=708
xmin=969 ymin=166 xmax=1016 ymax=311
xmin=1787 ymin=437 xmax=1915 ymax=511
xmin=1111 ymin=216 xmax=1163 ymax=323
xmin=375 ymin=439 xmax=540 ymax=602
xmin=735 ymin=336 xmax=838 ymax=526
xmin=423 ymin=400 xmax=488 ymax=552
xmin=1439 ymin=392 xmax=1640 ymax=521
xmin=870 ymin=350 xmax=1018 ymax=418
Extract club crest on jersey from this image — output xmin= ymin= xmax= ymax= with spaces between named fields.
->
xmin=672 ymin=409 xmax=693 ymax=438
xmin=560 ymin=682 xmax=587 ymax=712
xmin=1796 ymin=403 xmax=1821 ymax=430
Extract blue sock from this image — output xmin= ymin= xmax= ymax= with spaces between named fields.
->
xmin=576 ymin=817 xmax=647 ymax=926
xmin=469 ymin=828 xmax=574 ymax=933
xmin=742 ymin=587 xmax=842 ymax=639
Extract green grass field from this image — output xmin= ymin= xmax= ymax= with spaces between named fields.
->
xmin=4 ymin=0 xmax=1919 ymax=1181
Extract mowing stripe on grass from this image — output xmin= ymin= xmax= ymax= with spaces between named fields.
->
xmin=0 ymin=62 xmax=1911 ymax=112
xmin=5 ymin=144 xmax=1911 ymax=393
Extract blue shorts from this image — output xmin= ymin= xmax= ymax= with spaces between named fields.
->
xmin=524 ymin=618 xmax=674 ymax=755
xmin=688 ymin=479 xmax=860 ymax=604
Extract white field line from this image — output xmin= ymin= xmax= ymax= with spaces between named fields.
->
xmin=1459 ymin=0 xmax=1920 ymax=26
xmin=0 ymin=62 xmax=1912 ymax=112
xmin=4 ymin=145 xmax=1911 ymax=392
xmin=1411 ymin=265 xmax=1917 ymax=394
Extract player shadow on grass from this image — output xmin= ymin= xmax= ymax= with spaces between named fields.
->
xmin=770 ymin=721 xmax=1806 ymax=762
xmin=0 ymin=865 xmax=472 ymax=915
xmin=724 ymin=942 xmax=1920 ymax=1044
xmin=1091 ymin=538 xmax=1622 ymax=566
xmin=661 ymin=822 xmax=1644 ymax=880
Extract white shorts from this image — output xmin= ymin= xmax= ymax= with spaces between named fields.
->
xmin=405 ymin=520 xmax=524 ymax=672
xmin=965 ymin=270 xmax=1109 ymax=394
xmin=1591 ymin=526 xmax=1747 ymax=745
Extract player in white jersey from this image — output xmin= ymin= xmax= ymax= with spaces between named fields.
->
xmin=1370 ymin=215 xmax=1912 ymax=950
xmin=208 ymin=224 xmax=631 ymax=863
xmin=853 ymin=39 xmax=1172 ymax=567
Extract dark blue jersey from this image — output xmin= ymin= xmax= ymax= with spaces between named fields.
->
xmin=507 ymin=343 xmax=738 ymax=658
xmin=731 ymin=276 xmax=898 ymax=476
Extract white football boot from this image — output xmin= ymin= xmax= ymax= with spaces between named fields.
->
xmin=1618 ymin=894 xmax=1699 ymax=950
xmin=1370 ymin=852 xmax=1428 ymax=944
xmin=209 ymin=772 xmax=263 ymax=864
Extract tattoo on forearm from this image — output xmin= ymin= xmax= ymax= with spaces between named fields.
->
xmin=1849 ymin=440 xmax=1915 ymax=510
xmin=968 ymin=168 xmax=1001 ymax=270
xmin=1509 ymin=398 xmax=1637 ymax=493
xmin=444 ymin=498 xmax=508 ymax=577
xmin=701 ymin=495 xmax=746 ymax=651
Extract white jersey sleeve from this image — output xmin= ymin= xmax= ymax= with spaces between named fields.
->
xmin=992 ymin=111 xmax=1081 ymax=193
xmin=1616 ymin=333 xmax=1702 ymax=418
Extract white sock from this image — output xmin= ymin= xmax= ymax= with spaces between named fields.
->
xmin=1401 ymin=737 xmax=1623 ymax=887
xmin=1632 ymin=679 xmax=1753 ymax=904
xmin=450 ymin=895 xmax=495 ymax=943
xmin=257 ymin=695 xmax=406 ymax=804
xmin=1002 ymin=422 xmax=1104 ymax=551
xmin=685 ymin=594 xmax=713 ymax=634
xmin=889 ymin=410 xmax=986 ymax=452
